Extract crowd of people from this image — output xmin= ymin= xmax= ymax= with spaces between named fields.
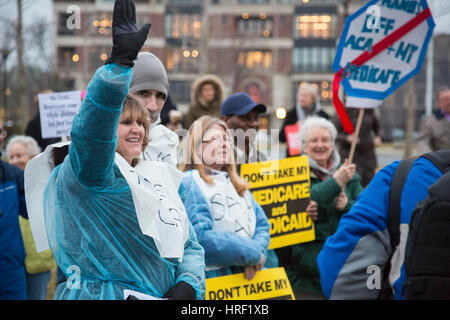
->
xmin=1 ymin=0 xmax=450 ymax=301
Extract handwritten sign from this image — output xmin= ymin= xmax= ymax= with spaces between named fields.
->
xmin=240 ymin=156 xmax=314 ymax=250
xmin=334 ymin=0 xmax=435 ymax=103
xmin=206 ymin=267 xmax=295 ymax=300
xmin=38 ymin=91 xmax=81 ymax=139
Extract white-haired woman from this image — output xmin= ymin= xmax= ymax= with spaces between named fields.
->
xmin=6 ymin=136 xmax=41 ymax=171
xmin=7 ymin=136 xmax=56 ymax=300
xmin=279 ymin=83 xmax=329 ymax=149
xmin=284 ymin=117 xmax=363 ymax=299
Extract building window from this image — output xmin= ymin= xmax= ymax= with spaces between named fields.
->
xmin=294 ymin=14 xmax=335 ymax=39
xmin=89 ymin=12 xmax=112 ymax=36
xmin=236 ymin=15 xmax=273 ymax=38
xmin=169 ymin=80 xmax=191 ymax=104
xmin=238 ymin=0 xmax=270 ymax=4
xmin=58 ymin=47 xmax=77 ymax=68
xmin=167 ymin=0 xmax=203 ymax=3
xmin=238 ymin=51 xmax=272 ymax=70
xmin=88 ymin=47 xmax=110 ymax=71
xmin=165 ymin=13 xmax=202 ymax=40
xmin=292 ymin=46 xmax=335 ymax=72
xmin=58 ymin=13 xmax=75 ymax=35
xmin=246 ymin=83 xmax=262 ymax=103
xmin=166 ymin=47 xmax=200 ymax=73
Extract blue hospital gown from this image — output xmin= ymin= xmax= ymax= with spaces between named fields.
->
xmin=43 ymin=63 xmax=205 ymax=300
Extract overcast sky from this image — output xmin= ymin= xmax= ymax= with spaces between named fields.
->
xmin=0 ymin=0 xmax=449 ymax=70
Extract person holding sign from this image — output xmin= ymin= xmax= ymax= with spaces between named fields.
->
xmin=180 ymin=116 xmax=270 ymax=281
xmin=284 ymin=117 xmax=363 ymax=299
xmin=279 ymin=83 xmax=329 ymax=152
xmin=38 ymin=0 xmax=205 ymax=300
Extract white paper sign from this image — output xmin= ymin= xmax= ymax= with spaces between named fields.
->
xmin=38 ymin=91 xmax=81 ymax=139
xmin=123 ymin=289 xmax=165 ymax=300
xmin=25 ymin=141 xmax=189 ymax=261
xmin=24 ymin=142 xmax=71 ymax=252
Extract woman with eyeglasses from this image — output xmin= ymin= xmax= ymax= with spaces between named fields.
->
xmin=179 ymin=116 xmax=270 ymax=280
xmin=283 ymin=117 xmax=363 ymax=300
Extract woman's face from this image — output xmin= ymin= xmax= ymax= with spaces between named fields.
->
xmin=201 ymin=83 xmax=216 ymax=103
xmin=116 ymin=111 xmax=145 ymax=165
xmin=200 ymin=124 xmax=232 ymax=170
xmin=8 ymin=142 xmax=31 ymax=171
xmin=298 ymin=90 xmax=314 ymax=109
xmin=303 ymin=127 xmax=333 ymax=167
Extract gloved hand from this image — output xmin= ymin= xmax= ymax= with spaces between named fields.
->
xmin=163 ymin=281 xmax=196 ymax=300
xmin=105 ymin=0 xmax=151 ymax=67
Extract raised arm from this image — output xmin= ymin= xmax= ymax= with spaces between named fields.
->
xmin=68 ymin=0 xmax=150 ymax=188
xmin=69 ymin=64 xmax=132 ymax=187
xmin=181 ymin=173 xmax=264 ymax=268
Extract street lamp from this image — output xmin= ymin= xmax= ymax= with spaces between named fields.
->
xmin=1 ymin=48 xmax=11 ymax=121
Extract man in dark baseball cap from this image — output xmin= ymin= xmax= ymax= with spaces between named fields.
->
xmin=220 ymin=92 xmax=268 ymax=165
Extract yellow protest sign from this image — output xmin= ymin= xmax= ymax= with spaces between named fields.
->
xmin=240 ymin=156 xmax=315 ymax=249
xmin=206 ymin=267 xmax=294 ymax=300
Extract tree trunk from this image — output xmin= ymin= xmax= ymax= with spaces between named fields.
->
xmin=17 ymin=0 xmax=28 ymax=128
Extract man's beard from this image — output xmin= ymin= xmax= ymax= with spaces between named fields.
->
xmin=149 ymin=110 xmax=160 ymax=123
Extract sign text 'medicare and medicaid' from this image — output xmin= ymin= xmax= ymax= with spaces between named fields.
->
xmin=334 ymin=0 xmax=435 ymax=101
xmin=206 ymin=267 xmax=295 ymax=300
xmin=39 ymin=91 xmax=81 ymax=139
xmin=240 ymin=156 xmax=314 ymax=250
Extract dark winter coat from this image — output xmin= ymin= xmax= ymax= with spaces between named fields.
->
xmin=279 ymin=106 xmax=329 ymax=144
xmin=184 ymin=75 xmax=225 ymax=129
xmin=25 ymin=113 xmax=61 ymax=151
xmin=0 ymin=158 xmax=28 ymax=299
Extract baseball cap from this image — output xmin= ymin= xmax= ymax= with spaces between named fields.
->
xmin=220 ymin=92 xmax=267 ymax=117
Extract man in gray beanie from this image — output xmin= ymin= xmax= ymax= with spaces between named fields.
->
xmin=131 ymin=52 xmax=179 ymax=166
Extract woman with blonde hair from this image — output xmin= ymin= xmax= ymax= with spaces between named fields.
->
xmin=180 ymin=116 xmax=270 ymax=280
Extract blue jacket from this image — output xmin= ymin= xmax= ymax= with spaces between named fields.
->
xmin=44 ymin=64 xmax=205 ymax=300
xmin=317 ymin=156 xmax=443 ymax=299
xmin=0 ymin=159 xmax=28 ymax=298
xmin=0 ymin=159 xmax=28 ymax=269
xmin=181 ymin=170 xmax=271 ymax=279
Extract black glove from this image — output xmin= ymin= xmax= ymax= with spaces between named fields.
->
xmin=105 ymin=0 xmax=151 ymax=67
xmin=163 ymin=281 xmax=196 ymax=300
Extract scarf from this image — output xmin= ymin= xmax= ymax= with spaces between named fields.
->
xmin=306 ymin=149 xmax=341 ymax=180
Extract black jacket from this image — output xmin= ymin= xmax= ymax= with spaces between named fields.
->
xmin=25 ymin=113 xmax=61 ymax=151
xmin=279 ymin=107 xmax=329 ymax=143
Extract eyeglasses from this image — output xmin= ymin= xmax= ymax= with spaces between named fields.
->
xmin=0 ymin=128 xmax=6 ymax=138
xmin=202 ymin=135 xmax=230 ymax=145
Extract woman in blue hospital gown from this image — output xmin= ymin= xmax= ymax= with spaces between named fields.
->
xmin=42 ymin=0 xmax=205 ymax=300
